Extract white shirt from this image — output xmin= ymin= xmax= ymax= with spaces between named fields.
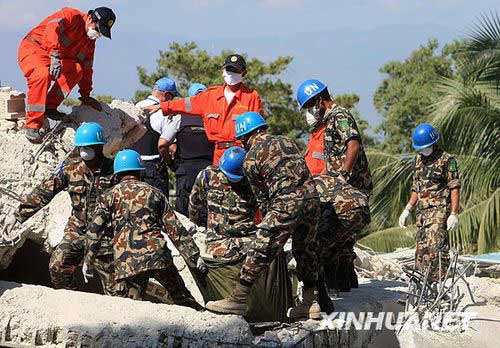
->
xmin=135 ymin=96 xmax=181 ymax=142
xmin=135 ymin=96 xmax=181 ymax=160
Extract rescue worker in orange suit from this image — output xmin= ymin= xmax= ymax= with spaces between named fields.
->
xmin=305 ymin=114 xmax=326 ymax=175
xmin=18 ymin=7 xmax=116 ymax=143
xmin=144 ymin=54 xmax=263 ymax=165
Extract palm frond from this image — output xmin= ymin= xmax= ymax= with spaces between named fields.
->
xmin=369 ymin=155 xmax=415 ymax=228
xmin=358 ymin=226 xmax=416 ymax=253
xmin=366 ymin=150 xmax=399 ymax=172
xmin=477 ymin=188 xmax=500 ymax=253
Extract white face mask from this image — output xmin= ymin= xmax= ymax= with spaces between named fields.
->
xmin=305 ymin=106 xmax=321 ymax=126
xmin=227 ymin=176 xmax=242 ymax=183
xmin=420 ymin=147 xmax=433 ymax=157
xmin=306 ymin=111 xmax=318 ymax=126
xmin=80 ymin=147 xmax=96 ymax=161
xmin=87 ymin=28 xmax=102 ymax=40
xmin=223 ymin=69 xmax=243 ymax=86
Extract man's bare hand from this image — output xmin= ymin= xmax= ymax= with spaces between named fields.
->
xmin=143 ymin=104 xmax=162 ymax=114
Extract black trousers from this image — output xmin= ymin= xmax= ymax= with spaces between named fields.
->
xmin=143 ymin=158 xmax=169 ymax=197
xmin=175 ymin=159 xmax=211 ymax=224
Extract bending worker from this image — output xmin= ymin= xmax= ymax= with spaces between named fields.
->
xmin=131 ymin=77 xmax=183 ymax=196
xmin=144 ymin=54 xmax=263 ymax=165
xmin=18 ymin=6 xmax=116 ymax=143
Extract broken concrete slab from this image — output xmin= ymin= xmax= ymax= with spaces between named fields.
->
xmin=68 ymin=100 xmax=147 ymax=158
xmin=0 ymin=87 xmax=25 ymax=121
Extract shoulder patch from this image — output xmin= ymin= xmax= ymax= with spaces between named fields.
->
xmin=338 ymin=119 xmax=350 ymax=132
xmin=448 ymin=160 xmax=458 ymax=172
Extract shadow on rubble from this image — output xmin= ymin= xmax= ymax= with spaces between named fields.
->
xmin=0 ymin=238 xmax=103 ymax=294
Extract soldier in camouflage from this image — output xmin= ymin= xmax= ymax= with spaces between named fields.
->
xmin=296 ymin=79 xmax=372 ymax=195
xmin=296 ymin=79 xmax=372 ymax=293
xmin=189 ymin=147 xmax=258 ymax=259
xmin=83 ymin=149 xmax=203 ymax=310
xmin=399 ymin=124 xmax=461 ymax=283
xmin=205 ymin=112 xmax=331 ymax=320
xmin=313 ymin=175 xmax=370 ymax=292
xmin=3 ymin=123 xmax=116 ymax=294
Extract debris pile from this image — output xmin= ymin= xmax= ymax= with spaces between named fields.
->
xmin=0 ymin=100 xmax=147 ymax=270
xmin=354 ymin=247 xmax=406 ymax=281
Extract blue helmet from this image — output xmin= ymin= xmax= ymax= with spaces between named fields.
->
xmin=113 ymin=149 xmax=145 ymax=174
xmin=74 ymin=122 xmax=106 ymax=146
xmin=296 ymin=79 xmax=327 ymax=109
xmin=188 ymin=83 xmax=207 ymax=97
xmin=412 ymin=124 xmax=440 ymax=150
xmin=219 ymin=146 xmax=246 ymax=181
xmin=235 ymin=112 xmax=267 ymax=138
xmin=154 ymin=77 xmax=181 ymax=97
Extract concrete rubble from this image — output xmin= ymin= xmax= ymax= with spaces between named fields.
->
xmin=0 ymin=99 xmax=146 ymax=270
xmin=1 ymin=97 xmax=499 ymax=347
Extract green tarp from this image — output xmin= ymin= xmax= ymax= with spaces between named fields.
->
xmin=188 ymin=251 xmax=293 ymax=322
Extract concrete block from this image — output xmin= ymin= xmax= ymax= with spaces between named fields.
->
xmin=0 ymin=87 xmax=26 ymax=120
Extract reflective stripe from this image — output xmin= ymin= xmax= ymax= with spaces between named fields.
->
xmin=60 ymin=34 xmax=71 ymax=47
xmin=185 ymin=97 xmax=192 ymax=111
xmin=206 ymin=113 xmax=219 ymax=119
xmin=47 ymin=18 xmax=63 ymax=25
xmin=232 ymin=114 xmax=241 ymax=121
xmin=84 ymin=60 xmax=93 ymax=68
xmin=27 ymin=104 xmax=46 ymax=112
xmin=77 ymin=52 xmax=85 ymax=61
xmin=312 ymin=152 xmax=325 ymax=160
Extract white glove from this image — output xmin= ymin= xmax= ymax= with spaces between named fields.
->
xmin=196 ymin=257 xmax=208 ymax=274
xmin=2 ymin=215 xmax=18 ymax=239
xmin=82 ymin=262 xmax=94 ymax=283
xmin=49 ymin=52 xmax=62 ymax=79
xmin=398 ymin=204 xmax=413 ymax=228
xmin=447 ymin=214 xmax=459 ymax=231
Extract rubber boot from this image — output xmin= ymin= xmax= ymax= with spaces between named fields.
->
xmin=25 ymin=128 xmax=44 ymax=144
xmin=317 ymin=275 xmax=335 ymax=314
xmin=287 ymin=288 xmax=322 ymax=320
xmin=205 ymin=282 xmax=251 ymax=315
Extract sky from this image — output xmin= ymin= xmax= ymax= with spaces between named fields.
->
xmin=1 ymin=0 xmax=499 ymax=128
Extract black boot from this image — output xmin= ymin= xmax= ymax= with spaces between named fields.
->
xmin=317 ymin=275 xmax=335 ymax=314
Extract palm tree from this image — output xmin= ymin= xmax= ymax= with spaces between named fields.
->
xmin=360 ymin=13 xmax=500 ymax=254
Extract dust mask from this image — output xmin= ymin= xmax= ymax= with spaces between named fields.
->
xmin=420 ymin=147 xmax=433 ymax=157
xmin=80 ymin=147 xmax=96 ymax=161
xmin=223 ymin=70 xmax=243 ymax=86
xmin=306 ymin=106 xmax=322 ymax=126
xmin=87 ymin=28 xmax=102 ymax=40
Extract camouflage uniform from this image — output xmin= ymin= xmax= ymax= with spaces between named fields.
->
xmin=412 ymin=147 xmax=460 ymax=282
xmin=84 ymin=177 xmax=202 ymax=309
xmin=313 ymin=175 xmax=370 ymax=290
xmin=240 ymin=132 xmax=320 ymax=288
xmin=14 ymin=151 xmax=116 ymax=293
xmin=323 ymin=104 xmax=373 ymax=196
xmin=189 ymin=166 xmax=258 ymax=259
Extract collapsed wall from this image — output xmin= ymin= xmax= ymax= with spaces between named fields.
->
xmin=0 ymin=100 xmax=146 ymax=271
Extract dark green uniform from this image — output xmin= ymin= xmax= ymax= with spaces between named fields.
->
xmin=189 ymin=166 xmax=258 ymax=258
xmin=85 ymin=178 xmax=202 ymax=310
xmin=240 ymin=132 xmax=320 ymax=288
xmin=412 ymin=147 xmax=460 ymax=282
xmin=14 ymin=151 xmax=116 ymax=293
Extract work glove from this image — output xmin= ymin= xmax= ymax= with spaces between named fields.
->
xmin=196 ymin=257 xmax=208 ymax=274
xmin=79 ymin=96 xmax=103 ymax=112
xmin=49 ymin=52 xmax=62 ymax=79
xmin=82 ymin=262 xmax=94 ymax=283
xmin=143 ymin=104 xmax=162 ymax=115
xmin=2 ymin=215 xmax=18 ymax=239
xmin=398 ymin=203 xmax=413 ymax=228
xmin=447 ymin=214 xmax=459 ymax=231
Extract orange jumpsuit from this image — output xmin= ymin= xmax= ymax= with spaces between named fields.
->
xmin=160 ymin=84 xmax=263 ymax=165
xmin=18 ymin=7 xmax=96 ymax=129
xmin=305 ymin=124 xmax=326 ymax=175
